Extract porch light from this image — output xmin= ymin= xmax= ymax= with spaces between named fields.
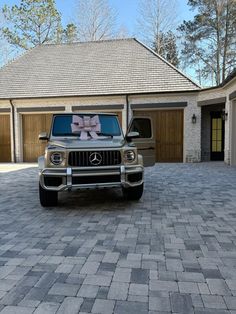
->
xmin=222 ymin=109 xmax=228 ymax=121
xmin=192 ymin=114 xmax=197 ymax=124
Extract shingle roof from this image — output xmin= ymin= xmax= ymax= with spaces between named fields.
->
xmin=0 ymin=38 xmax=200 ymax=99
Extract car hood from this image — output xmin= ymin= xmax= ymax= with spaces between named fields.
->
xmin=48 ymin=137 xmax=125 ymax=149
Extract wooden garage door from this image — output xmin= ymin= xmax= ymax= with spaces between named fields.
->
xmin=134 ymin=110 xmax=183 ymax=162
xmin=22 ymin=114 xmax=53 ymax=162
xmin=0 ymin=115 xmax=11 ymax=162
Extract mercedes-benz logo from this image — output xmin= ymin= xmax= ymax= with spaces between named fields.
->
xmin=89 ymin=152 xmax=102 ymax=166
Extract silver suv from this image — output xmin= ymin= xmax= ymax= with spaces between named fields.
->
xmin=38 ymin=113 xmax=155 ymax=207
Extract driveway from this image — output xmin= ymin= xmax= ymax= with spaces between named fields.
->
xmin=0 ymin=163 xmax=236 ymax=314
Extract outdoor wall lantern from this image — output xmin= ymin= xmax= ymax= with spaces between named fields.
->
xmin=192 ymin=114 xmax=197 ymax=124
xmin=222 ymin=109 xmax=228 ymax=121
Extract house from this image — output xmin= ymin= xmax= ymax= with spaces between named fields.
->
xmin=0 ymin=38 xmax=235 ymax=165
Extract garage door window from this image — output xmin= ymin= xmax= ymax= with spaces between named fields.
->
xmin=130 ymin=118 xmax=152 ymax=138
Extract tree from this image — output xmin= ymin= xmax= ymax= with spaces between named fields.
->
xmin=0 ymin=12 xmax=15 ymax=66
xmin=136 ymin=0 xmax=178 ymax=53
xmin=75 ymin=0 xmax=117 ymax=41
xmin=116 ymin=25 xmax=130 ymax=39
xmin=1 ymin=0 xmax=62 ymax=50
xmin=178 ymin=0 xmax=236 ymax=85
xmin=153 ymin=31 xmax=179 ymax=67
xmin=63 ymin=23 xmax=77 ymax=43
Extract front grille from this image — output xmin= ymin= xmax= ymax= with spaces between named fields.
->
xmin=72 ymin=175 xmax=120 ymax=184
xmin=68 ymin=151 xmax=121 ymax=167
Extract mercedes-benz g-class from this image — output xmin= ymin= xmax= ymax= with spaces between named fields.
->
xmin=38 ymin=113 xmax=155 ymax=206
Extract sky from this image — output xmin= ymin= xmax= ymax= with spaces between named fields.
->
xmin=0 ymin=0 xmax=195 ymax=35
xmin=0 ymin=0 xmax=197 ymax=80
xmin=56 ymin=0 xmax=194 ymax=35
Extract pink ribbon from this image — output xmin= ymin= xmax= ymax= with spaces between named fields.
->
xmin=71 ymin=115 xmax=101 ymax=140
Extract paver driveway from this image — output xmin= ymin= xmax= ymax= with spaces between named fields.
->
xmin=0 ymin=162 xmax=236 ymax=314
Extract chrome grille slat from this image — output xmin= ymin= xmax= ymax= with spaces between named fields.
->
xmin=68 ymin=151 xmax=121 ymax=167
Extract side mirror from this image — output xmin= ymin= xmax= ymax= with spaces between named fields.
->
xmin=126 ymin=131 xmax=140 ymax=142
xmin=39 ymin=132 xmax=49 ymax=141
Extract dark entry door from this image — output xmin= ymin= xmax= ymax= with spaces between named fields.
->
xmin=211 ymin=112 xmax=224 ymax=161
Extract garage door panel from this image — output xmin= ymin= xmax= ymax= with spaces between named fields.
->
xmin=0 ymin=115 xmax=11 ymax=162
xmin=23 ymin=114 xmax=52 ymax=162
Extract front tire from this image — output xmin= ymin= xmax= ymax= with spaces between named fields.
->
xmin=39 ymin=183 xmax=58 ymax=207
xmin=122 ymin=183 xmax=144 ymax=201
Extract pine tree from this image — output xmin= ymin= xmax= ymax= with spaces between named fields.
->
xmin=1 ymin=0 xmax=62 ymax=50
xmin=178 ymin=0 xmax=236 ymax=85
xmin=153 ymin=31 xmax=179 ymax=67
xmin=63 ymin=24 xmax=77 ymax=43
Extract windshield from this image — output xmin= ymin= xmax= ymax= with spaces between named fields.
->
xmin=52 ymin=114 xmax=121 ymax=137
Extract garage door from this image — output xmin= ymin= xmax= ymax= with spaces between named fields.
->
xmin=0 ymin=115 xmax=11 ymax=162
xmin=134 ymin=110 xmax=183 ymax=162
xmin=22 ymin=114 xmax=53 ymax=162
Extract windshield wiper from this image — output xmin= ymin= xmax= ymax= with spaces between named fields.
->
xmin=98 ymin=133 xmax=114 ymax=138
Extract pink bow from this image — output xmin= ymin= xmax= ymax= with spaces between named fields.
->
xmin=71 ymin=115 xmax=101 ymax=140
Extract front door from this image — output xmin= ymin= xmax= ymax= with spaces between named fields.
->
xmin=210 ymin=112 xmax=224 ymax=161
xmin=128 ymin=116 xmax=155 ymax=167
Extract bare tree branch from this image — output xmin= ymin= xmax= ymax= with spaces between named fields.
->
xmin=74 ymin=0 xmax=118 ymax=42
xmin=136 ymin=0 xmax=179 ymax=49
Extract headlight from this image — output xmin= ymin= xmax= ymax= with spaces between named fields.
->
xmin=50 ymin=152 xmax=63 ymax=165
xmin=124 ymin=150 xmax=136 ymax=162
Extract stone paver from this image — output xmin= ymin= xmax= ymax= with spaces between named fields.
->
xmin=107 ymin=282 xmax=129 ymax=300
xmin=0 ymin=163 xmax=235 ymax=313
xmin=56 ymin=297 xmax=83 ymax=314
xmin=48 ymin=283 xmax=78 ymax=296
xmin=77 ymin=285 xmax=99 ymax=298
xmin=92 ymin=299 xmax=115 ymax=314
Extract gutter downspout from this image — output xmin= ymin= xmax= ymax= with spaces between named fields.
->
xmin=126 ymin=95 xmax=129 ymax=132
xmin=9 ymin=99 xmax=16 ymax=163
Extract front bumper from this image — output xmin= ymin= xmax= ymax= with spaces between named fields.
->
xmin=39 ymin=165 xmax=144 ymax=191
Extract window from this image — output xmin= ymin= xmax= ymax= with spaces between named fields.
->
xmin=130 ymin=118 xmax=152 ymax=138
xmin=212 ymin=117 xmax=222 ymax=152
